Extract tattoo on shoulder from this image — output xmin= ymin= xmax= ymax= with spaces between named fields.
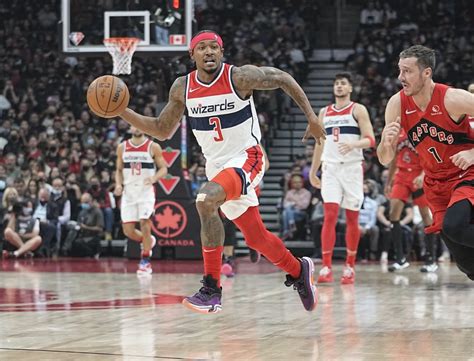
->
xmin=169 ymin=76 xmax=186 ymax=102
xmin=233 ymin=65 xmax=284 ymax=91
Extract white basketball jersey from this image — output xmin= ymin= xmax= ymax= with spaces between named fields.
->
xmin=122 ymin=138 xmax=156 ymax=190
xmin=185 ymin=63 xmax=261 ymax=167
xmin=321 ymin=102 xmax=363 ymax=163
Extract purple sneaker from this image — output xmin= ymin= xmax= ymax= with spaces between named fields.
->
xmin=284 ymin=257 xmax=318 ymax=311
xmin=182 ymin=275 xmax=222 ymax=314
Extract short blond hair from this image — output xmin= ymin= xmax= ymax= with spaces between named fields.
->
xmin=2 ymin=187 xmax=18 ymax=208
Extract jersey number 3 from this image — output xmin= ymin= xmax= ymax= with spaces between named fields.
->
xmin=209 ymin=117 xmax=224 ymax=142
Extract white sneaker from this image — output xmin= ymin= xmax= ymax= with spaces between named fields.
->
xmin=420 ymin=263 xmax=438 ymax=273
xmin=380 ymin=251 xmax=388 ymax=264
xmin=136 ymin=258 xmax=152 ymax=276
xmin=438 ymin=252 xmax=450 ymax=262
xmin=388 ymin=260 xmax=410 ymax=272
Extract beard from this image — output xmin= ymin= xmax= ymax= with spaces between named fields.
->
xmin=132 ymin=132 xmax=144 ymax=138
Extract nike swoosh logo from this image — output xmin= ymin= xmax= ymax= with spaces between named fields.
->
xmin=459 ymin=171 xmax=469 ymax=178
xmin=202 ymin=249 xmax=216 ymax=253
xmin=405 ymin=109 xmax=417 ymax=114
xmin=189 ymin=87 xmax=201 ymax=93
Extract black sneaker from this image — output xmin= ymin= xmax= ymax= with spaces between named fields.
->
xmin=249 ymin=248 xmax=261 ymax=263
xmin=284 ymin=257 xmax=318 ymax=311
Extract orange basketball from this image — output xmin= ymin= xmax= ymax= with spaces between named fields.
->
xmin=87 ymin=75 xmax=130 ymax=118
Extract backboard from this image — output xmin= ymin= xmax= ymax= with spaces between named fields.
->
xmin=61 ymin=0 xmax=193 ymax=54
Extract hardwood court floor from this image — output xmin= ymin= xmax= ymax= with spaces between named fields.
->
xmin=0 ymin=258 xmax=473 ymax=360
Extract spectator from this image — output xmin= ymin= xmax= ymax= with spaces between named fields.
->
xmin=50 ymin=177 xmax=71 ymax=255
xmin=358 ymin=181 xmax=380 ymax=261
xmin=281 ymin=174 xmax=312 ymax=240
xmin=63 ymin=193 xmax=104 ymax=258
xmin=2 ymin=199 xmax=42 ymax=259
xmin=88 ymin=176 xmax=114 ymax=240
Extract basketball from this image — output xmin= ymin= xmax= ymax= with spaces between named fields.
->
xmin=87 ymin=75 xmax=129 ymax=118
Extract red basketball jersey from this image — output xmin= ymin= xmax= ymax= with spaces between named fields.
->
xmin=395 ymin=128 xmax=422 ymax=172
xmin=399 ymin=83 xmax=474 ymax=180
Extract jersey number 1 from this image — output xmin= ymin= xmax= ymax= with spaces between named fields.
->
xmin=428 ymin=147 xmax=442 ymax=163
xmin=209 ymin=117 xmax=224 ymax=142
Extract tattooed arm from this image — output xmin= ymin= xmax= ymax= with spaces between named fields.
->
xmin=232 ymin=65 xmax=326 ymax=144
xmin=120 ymin=76 xmax=186 ymax=141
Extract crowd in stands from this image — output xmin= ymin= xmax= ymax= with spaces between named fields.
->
xmin=0 ymin=0 xmax=316 ymax=258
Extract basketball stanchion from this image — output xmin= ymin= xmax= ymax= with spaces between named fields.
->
xmin=103 ymin=37 xmax=140 ymax=75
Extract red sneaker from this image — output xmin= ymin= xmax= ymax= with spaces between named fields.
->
xmin=317 ymin=266 xmax=333 ymax=283
xmin=341 ymin=265 xmax=355 ymax=285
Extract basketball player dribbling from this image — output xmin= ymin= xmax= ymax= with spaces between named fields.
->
xmin=115 ymin=126 xmax=168 ymax=275
xmin=378 ymin=45 xmax=474 ymax=280
xmin=119 ymin=30 xmax=326 ymax=313
xmin=309 ymin=73 xmax=375 ymax=284
xmin=384 ymin=128 xmax=437 ymax=273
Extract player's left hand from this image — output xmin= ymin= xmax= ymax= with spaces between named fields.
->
xmin=303 ymin=116 xmax=326 ymax=145
xmin=338 ymin=142 xmax=354 ymax=155
xmin=413 ymin=173 xmax=424 ymax=189
xmin=144 ymin=177 xmax=155 ymax=186
xmin=450 ymin=149 xmax=474 ymax=170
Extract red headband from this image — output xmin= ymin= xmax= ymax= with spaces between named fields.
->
xmin=190 ymin=32 xmax=223 ymax=51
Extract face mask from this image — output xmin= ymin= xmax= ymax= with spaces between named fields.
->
xmin=23 ymin=207 xmax=33 ymax=215
xmin=51 ymin=189 xmax=62 ymax=196
xmin=364 ymin=192 xmax=370 ymax=197
xmin=91 ymin=184 xmax=99 ymax=191
xmin=40 ymin=200 xmax=47 ymax=206
xmin=81 ymin=203 xmax=91 ymax=210
xmin=0 ymin=179 xmax=5 ymax=190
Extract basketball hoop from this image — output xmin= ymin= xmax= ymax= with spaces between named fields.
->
xmin=103 ymin=37 xmax=140 ymax=75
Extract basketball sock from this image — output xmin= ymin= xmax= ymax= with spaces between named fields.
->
xmin=391 ymin=221 xmax=404 ymax=263
xmin=443 ymin=199 xmax=474 ymax=247
xmin=233 ymin=206 xmax=301 ymax=278
xmin=202 ymin=246 xmax=223 ymax=287
xmin=321 ymin=203 xmax=339 ymax=268
xmin=345 ymin=209 xmax=360 ymax=267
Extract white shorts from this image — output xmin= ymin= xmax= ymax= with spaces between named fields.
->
xmin=321 ymin=161 xmax=364 ymax=211
xmin=120 ymin=187 xmax=155 ymax=223
xmin=206 ymin=145 xmax=265 ymax=220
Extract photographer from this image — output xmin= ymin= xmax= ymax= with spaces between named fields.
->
xmin=2 ymin=199 xmax=42 ymax=259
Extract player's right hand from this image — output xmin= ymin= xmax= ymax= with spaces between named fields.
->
xmin=310 ymin=173 xmax=321 ymax=189
xmin=384 ymin=183 xmax=392 ymax=198
xmin=114 ymin=185 xmax=123 ymax=196
xmin=381 ymin=117 xmax=401 ymax=147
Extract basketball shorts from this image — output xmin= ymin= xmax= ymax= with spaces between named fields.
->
xmin=321 ymin=161 xmax=364 ymax=211
xmin=390 ymin=169 xmax=429 ymax=207
xmin=423 ymin=169 xmax=474 ymax=234
xmin=120 ymin=186 xmax=155 ymax=223
xmin=206 ymin=145 xmax=265 ymax=220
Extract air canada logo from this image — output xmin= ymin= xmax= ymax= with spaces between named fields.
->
xmin=152 ymin=201 xmax=187 ymax=238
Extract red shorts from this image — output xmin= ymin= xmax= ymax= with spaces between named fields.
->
xmin=390 ymin=169 xmax=429 ymax=207
xmin=424 ymin=169 xmax=474 ymax=234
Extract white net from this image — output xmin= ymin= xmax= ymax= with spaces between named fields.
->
xmin=103 ymin=37 xmax=140 ymax=75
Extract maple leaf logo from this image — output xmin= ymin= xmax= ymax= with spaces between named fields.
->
xmin=151 ymin=201 xmax=187 ymax=238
